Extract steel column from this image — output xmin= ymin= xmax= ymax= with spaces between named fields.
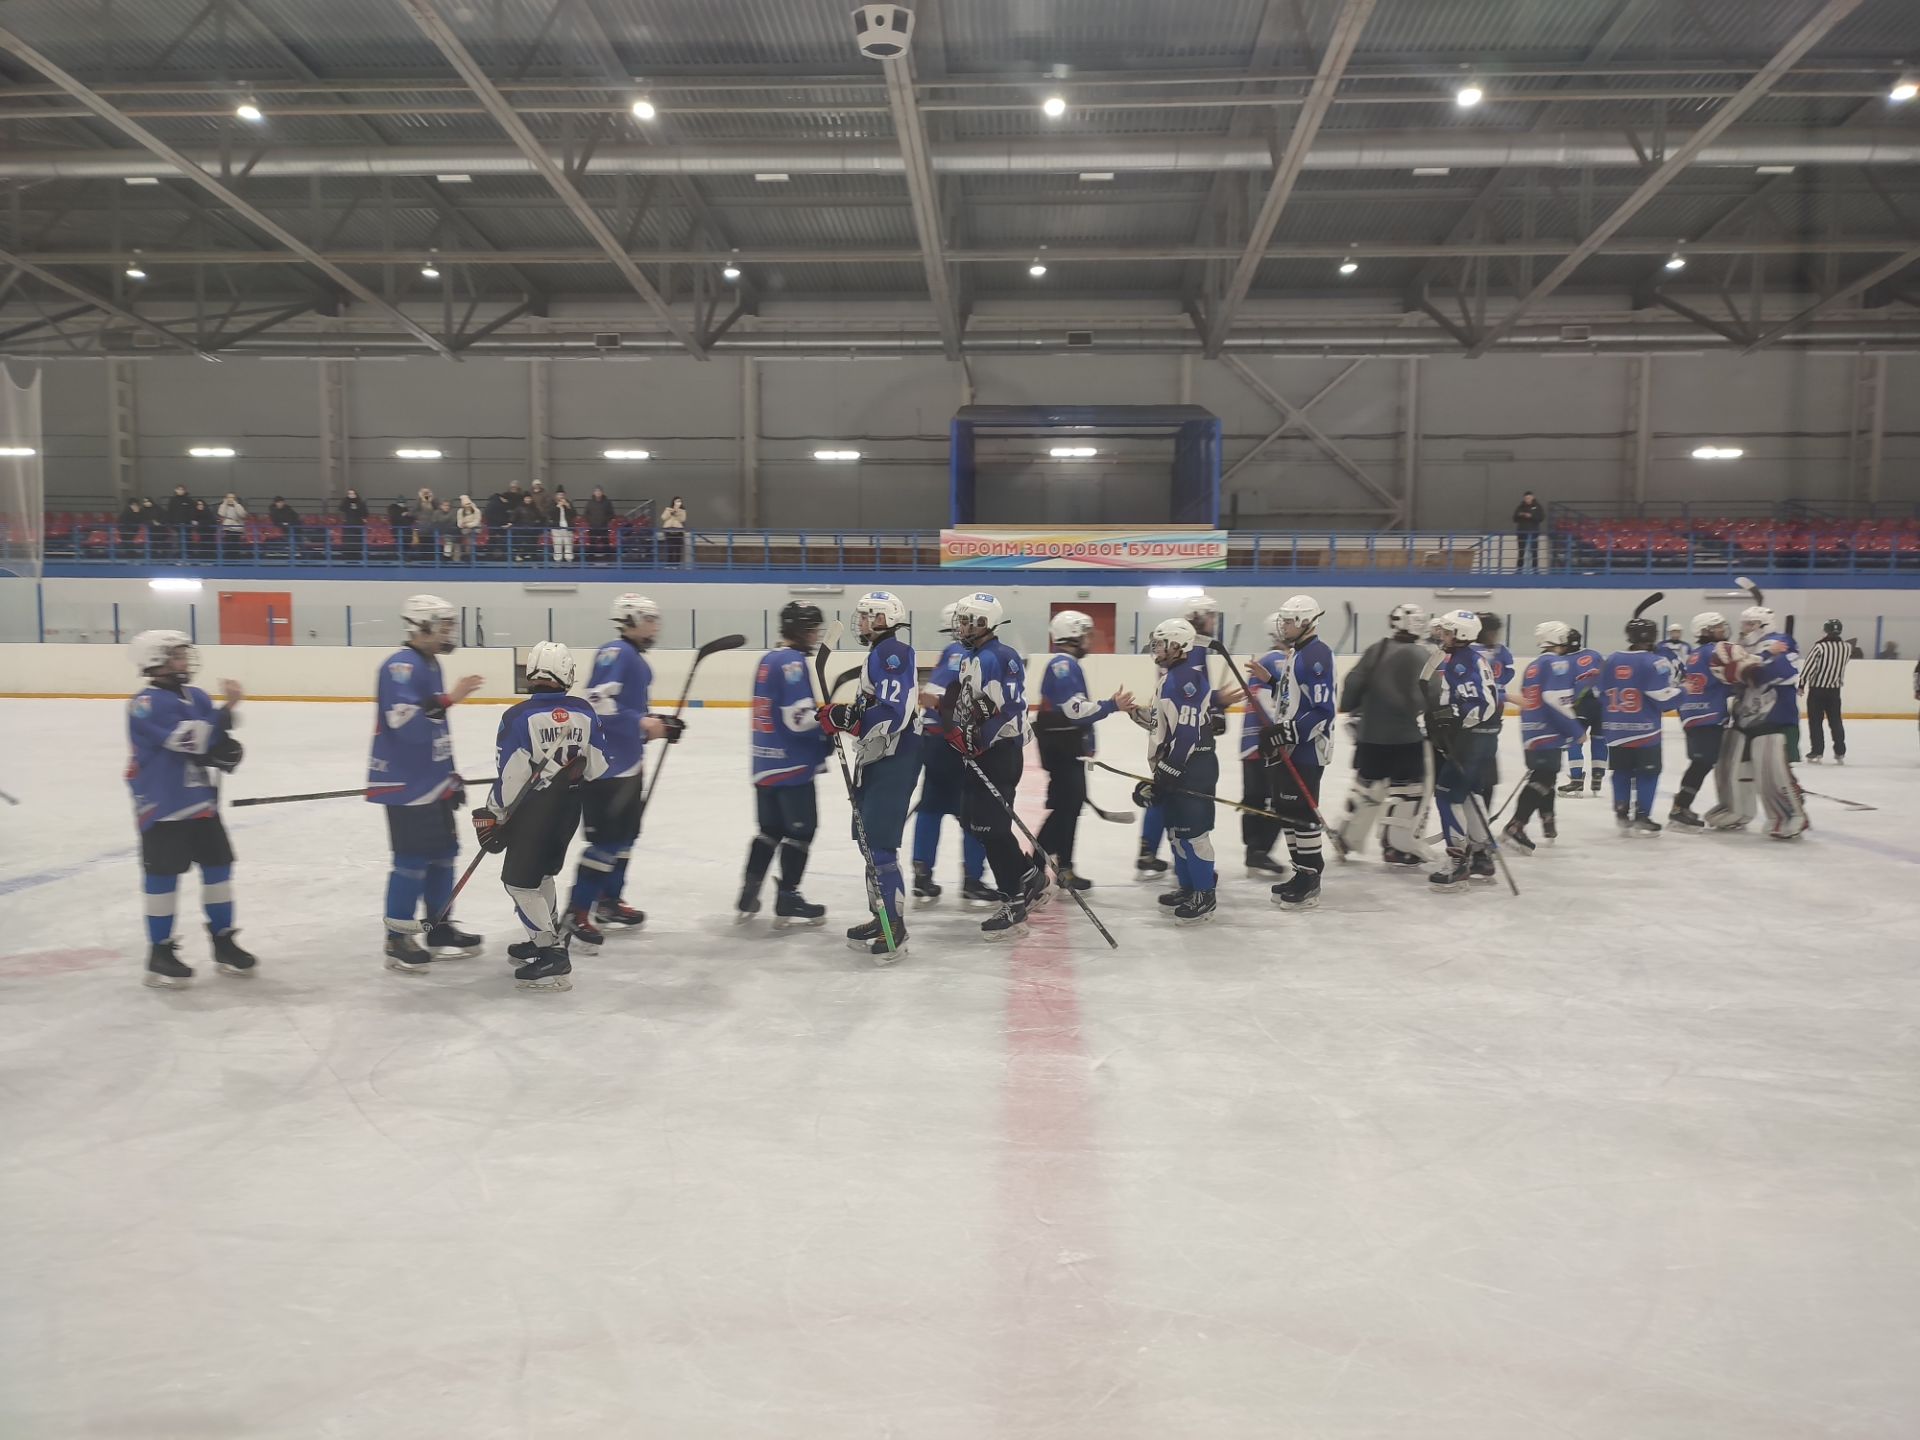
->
xmin=877 ymin=52 xmax=963 ymax=358
xmin=1400 ymin=357 xmax=1420 ymax=530
xmin=106 ymin=359 xmax=138 ymax=501
xmin=318 ymin=360 xmax=348 ymax=504
xmin=741 ymin=355 xmax=759 ymax=527
xmin=1626 ymin=355 xmax=1653 ymax=506
xmin=528 ymin=357 xmax=550 ymax=482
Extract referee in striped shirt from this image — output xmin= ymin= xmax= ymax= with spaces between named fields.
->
xmin=1799 ymin=620 xmax=1850 ymax=763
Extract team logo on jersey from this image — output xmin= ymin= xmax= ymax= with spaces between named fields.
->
xmin=551 ymin=708 xmax=570 ymax=722
xmin=882 ymin=652 xmax=904 ymax=671
xmin=388 ymin=661 xmax=412 ymax=682
xmin=782 ymin=661 xmax=803 ymax=682
xmin=1181 ymin=681 xmax=1197 ymax=698
xmin=130 ymin=693 xmax=151 ymax=718
xmin=596 ymin=650 xmax=615 ymax=666
xmin=1052 ymin=658 xmax=1070 ymax=677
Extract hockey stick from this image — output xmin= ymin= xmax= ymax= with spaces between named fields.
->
xmin=1208 ymin=640 xmax=1331 ymax=830
xmin=1632 ymin=591 xmax=1665 ymax=623
xmin=1081 ymin=757 xmax=1287 ymax=822
xmin=1735 ymin=575 xmax=1764 ymax=607
xmin=432 ymin=757 xmax=548 ymax=926
xmin=812 ymin=624 xmax=897 ymax=954
xmin=233 ymin=776 xmax=498 ymax=808
xmin=1799 ymin=786 xmax=1878 ymax=812
xmin=637 ymin=633 xmax=748 ymax=817
xmin=1488 ymin=769 xmax=1535 ymax=823
xmin=1429 ymin=738 xmax=1520 ymax=896
xmin=0 ymin=788 xmax=18 ymax=805
xmin=1341 ymin=600 xmax=1358 ymax=655
xmin=958 ymin=749 xmax=1118 ymax=950
xmin=1084 ymin=796 xmax=1136 ymax=824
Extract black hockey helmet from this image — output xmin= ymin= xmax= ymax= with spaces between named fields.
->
xmin=779 ymin=601 xmax=825 ymax=644
xmin=1822 ymin=618 xmax=1843 ymax=638
xmin=1565 ymin=627 xmax=1582 ymax=647
xmin=1476 ymin=612 xmax=1503 ymax=639
xmin=1625 ymin=617 xmax=1658 ymax=646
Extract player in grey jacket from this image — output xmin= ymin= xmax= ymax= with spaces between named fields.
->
xmin=1331 ymin=603 xmax=1440 ymax=864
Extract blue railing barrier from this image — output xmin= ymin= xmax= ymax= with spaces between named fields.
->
xmin=33 ymin=524 xmax=1920 ymax=581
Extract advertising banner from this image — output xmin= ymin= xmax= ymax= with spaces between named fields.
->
xmin=939 ymin=528 xmax=1227 ymax=570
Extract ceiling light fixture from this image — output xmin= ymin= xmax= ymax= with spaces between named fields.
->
xmin=124 ymin=176 xmax=160 ymax=186
xmin=630 ymin=98 xmax=657 ymax=121
xmin=435 ymin=173 xmax=473 ymax=184
xmin=188 ymin=446 xmax=236 ymax=458
xmin=722 ymin=262 xmax=742 ymax=280
xmin=1147 ymin=585 xmax=1207 ymax=600
xmin=234 ymin=100 xmax=264 ymax=123
xmin=1891 ymin=80 xmax=1918 ymax=103
xmin=124 ymin=263 xmax=147 ymax=280
xmin=1412 ymin=166 xmax=1452 ymax=177
xmin=1454 ymin=84 xmax=1484 ymax=108
xmin=1041 ymin=95 xmax=1067 ymax=119
xmin=753 ymin=172 xmax=790 ymax=182
xmin=1049 ymin=446 xmax=1097 ymax=459
xmin=1028 ymin=262 xmax=1048 ymax=277
xmin=1665 ymin=252 xmax=1687 ymax=271
xmin=602 ymin=448 xmax=651 ymax=461
xmin=149 ymin=578 xmax=204 ymax=593
xmin=1691 ymin=444 xmax=1744 ymax=460
xmin=1338 ymin=259 xmax=1359 ymax=276
xmin=0 ymin=446 xmax=36 ymax=457
xmin=1078 ymin=171 xmax=1114 ymax=182
xmin=420 ymin=263 xmax=440 ymax=279
xmin=394 ymin=447 xmax=444 ymax=460
xmin=1755 ymin=164 xmax=1796 ymax=175
xmin=813 ymin=449 xmax=861 ymax=461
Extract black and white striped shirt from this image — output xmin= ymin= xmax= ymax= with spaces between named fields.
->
xmin=1802 ymin=636 xmax=1850 ymax=690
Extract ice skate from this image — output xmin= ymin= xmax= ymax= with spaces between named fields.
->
xmin=1380 ymin=844 xmax=1425 ymax=867
xmin=209 ymin=926 xmax=257 ymax=975
xmin=383 ymin=930 xmax=432 ymax=973
xmin=1429 ymin=849 xmax=1471 ymax=892
xmin=1668 ymin=804 xmax=1705 ymax=831
xmin=592 ymin=899 xmax=645 ymax=928
xmin=734 ymin=882 xmax=762 ymax=924
xmin=960 ymin=876 xmax=1001 ymax=906
xmin=1157 ymin=887 xmax=1192 ymax=908
xmin=1501 ymin=821 xmax=1536 ymax=855
xmin=1173 ymin=889 xmax=1217 ymax=925
xmin=1627 ymin=813 xmax=1662 ymax=838
xmin=514 ymin=946 xmax=573 ymax=992
xmin=1468 ymin=848 xmax=1498 ymax=883
xmin=1244 ymin=849 xmax=1286 ymax=878
xmin=1540 ymin=813 xmax=1558 ymax=841
xmin=1270 ymin=871 xmax=1320 ymax=910
xmin=1052 ymin=862 xmax=1092 ymax=892
xmin=1614 ymin=805 xmax=1632 ymax=832
xmin=1019 ymin=866 xmax=1052 ymax=913
xmin=772 ymin=890 xmax=827 ymax=929
xmin=911 ymin=862 xmax=942 ymax=905
xmin=562 ymin=908 xmax=605 ymax=948
xmin=1590 ymin=771 xmax=1606 ymax=794
xmin=1134 ymin=852 xmax=1169 ymax=879
xmin=424 ymin=921 xmax=481 ymax=959
xmin=506 ymin=939 xmax=540 ymax=962
xmin=980 ymin=901 xmax=1030 ymax=942
xmin=1558 ymin=777 xmax=1585 ymax=797
xmin=144 ymin=940 xmax=193 ymax=988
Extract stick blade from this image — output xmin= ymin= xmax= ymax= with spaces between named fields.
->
xmin=696 ymin=633 xmax=748 ymax=659
xmin=1631 ymin=591 xmax=1665 ymax=621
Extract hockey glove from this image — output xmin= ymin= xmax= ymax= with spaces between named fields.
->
xmin=205 ymin=732 xmax=245 ymax=772
xmin=658 ymin=714 xmax=687 ymax=745
xmin=1425 ymin=707 xmax=1464 ymax=758
xmin=471 ymin=807 xmax=508 ymax=853
xmin=446 ymin=776 xmax=466 ymax=811
xmin=1208 ymin=712 xmax=1229 ymax=738
xmin=1257 ymin=721 xmax=1296 ymax=766
xmin=821 ymin=701 xmax=862 ymax=737
xmin=1131 ymin=780 xmax=1156 ymax=809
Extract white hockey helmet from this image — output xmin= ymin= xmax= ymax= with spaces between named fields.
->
xmin=1435 ymin=609 xmax=1481 ymax=646
xmin=1667 ymin=622 xmax=1684 ymax=639
xmin=1739 ymin=604 xmax=1774 ymax=641
xmin=1263 ymin=610 xmax=1288 ymax=647
xmin=1276 ymin=593 xmax=1323 ymax=640
xmin=1389 ymin=602 xmax=1427 ymax=637
xmin=523 ymin=640 xmax=577 ymax=690
xmin=1149 ymin=617 xmax=1197 ymax=661
xmin=1049 ymin=609 xmax=1094 ymax=645
xmin=1692 ymin=611 xmax=1729 ymax=641
xmin=951 ymin=591 xmax=1005 ymax=635
xmin=130 ymin=628 xmax=195 ymax=677
xmin=1182 ymin=593 xmax=1219 ymax=621
xmin=610 ymin=592 xmax=660 ymax=628
xmin=401 ymin=593 xmax=458 ymax=652
xmin=1534 ymin=620 xmax=1571 ymax=650
xmin=854 ymin=589 xmax=907 ymax=632
xmin=940 ymin=601 xmax=959 ymax=631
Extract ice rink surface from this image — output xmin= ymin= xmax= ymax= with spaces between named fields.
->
xmin=3 ymin=697 xmax=1918 ymax=1440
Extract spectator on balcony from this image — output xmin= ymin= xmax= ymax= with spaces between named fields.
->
xmin=584 ymin=486 xmax=615 ymax=563
xmin=415 ymin=486 xmax=435 ymax=524
xmin=269 ymin=496 xmax=301 ymax=558
xmin=1512 ymin=491 xmax=1545 ymax=571
xmin=387 ymin=498 xmax=414 ymax=560
xmin=339 ymin=488 xmax=369 ymax=556
xmin=190 ymin=498 xmax=216 ymax=561
xmin=423 ymin=498 xmax=455 ymax=561
xmin=217 ymin=492 xmax=248 ymax=556
xmin=164 ymin=483 xmax=196 ymax=555
xmin=550 ymin=486 xmax=576 ymax=564
xmin=661 ymin=494 xmax=688 ymax=566
xmin=117 ymin=496 xmax=146 ymax=548
xmin=482 ymin=486 xmax=511 ymax=558
xmin=456 ymin=494 xmax=482 ymax=561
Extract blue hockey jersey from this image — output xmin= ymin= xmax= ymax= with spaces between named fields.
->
xmin=585 ymin=638 xmax=652 ymax=779
xmin=957 ymin=637 xmax=1029 ymax=753
xmin=1237 ymin=647 xmax=1288 ymax=760
xmin=1657 ymin=639 xmax=1688 ymax=674
xmin=919 ymin=638 xmax=969 ymax=734
xmin=126 ymin=682 xmax=234 ymax=831
xmin=1152 ymin=646 xmax=1218 ymax=769
xmin=1518 ymin=653 xmax=1583 ymax=751
xmin=1434 ymin=648 xmax=1500 ymax=726
xmin=1474 ymin=642 xmax=1516 ymax=728
xmin=1739 ymin=631 xmax=1801 ymax=728
xmin=490 ymin=693 xmax=609 ymax=810
xmin=368 ymin=646 xmax=459 ymax=806
xmin=1245 ymin=638 xmax=1337 ymax=763
xmin=1678 ymin=643 xmax=1731 ymax=729
xmin=848 ymin=633 xmax=915 ymax=766
xmin=751 ymin=645 xmax=830 ymax=787
xmin=1601 ymin=649 xmax=1681 ymax=748
xmin=1037 ymin=650 xmax=1113 ymax=756
xmin=1569 ymin=647 xmax=1605 ymax=701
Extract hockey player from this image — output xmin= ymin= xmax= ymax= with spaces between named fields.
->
xmin=1709 ymin=604 xmax=1807 ymax=840
xmin=474 ymin=642 xmax=608 ymax=991
xmin=1238 ymin=611 xmax=1291 ymax=878
xmin=1561 ymin=628 xmax=1609 ymax=796
xmin=370 ymin=594 xmax=487 ymax=973
xmin=1659 ymin=623 xmax=1689 ymax=674
xmin=568 ymin=593 xmax=684 ymax=944
xmin=1131 ymin=619 xmax=1223 ymax=924
xmin=1032 ymin=610 xmax=1131 ymax=889
xmin=736 ymin=602 xmax=832 ymax=927
xmin=1669 ymin=612 xmax=1732 ymax=830
xmin=1249 ymin=595 xmax=1336 ymax=909
xmin=936 ymin=591 xmax=1045 ymax=940
xmin=1472 ymin=613 xmax=1514 ymax=806
xmin=1502 ymin=622 xmax=1581 ymax=853
xmin=910 ymin=602 xmax=989 ymax=905
xmin=1601 ymin=615 xmax=1682 ymax=835
xmin=1425 ymin=610 xmax=1501 ymax=891
xmin=126 ymin=631 xmax=255 ymax=987
xmin=821 ymin=590 xmax=921 ymax=961
xmin=1333 ymin=602 xmax=1437 ymax=866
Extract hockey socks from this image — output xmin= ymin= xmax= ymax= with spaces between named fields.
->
xmin=1635 ymin=771 xmax=1658 ymax=815
xmin=744 ymin=831 xmax=778 ymax=889
xmin=777 ymin=836 xmax=810 ymax=890
xmin=568 ymin=842 xmax=618 ymax=914
xmin=144 ymin=873 xmax=178 ymax=945
xmin=871 ymin=848 xmax=906 ymax=920
xmin=385 ymin=857 xmax=428 ymax=933
xmin=423 ymin=858 xmax=454 ymax=922
xmin=202 ymin=864 xmax=234 ymax=934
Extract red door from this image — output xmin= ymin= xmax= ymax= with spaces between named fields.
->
xmin=219 ymin=590 xmax=294 ymax=645
xmin=1051 ymin=601 xmax=1115 ymax=653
